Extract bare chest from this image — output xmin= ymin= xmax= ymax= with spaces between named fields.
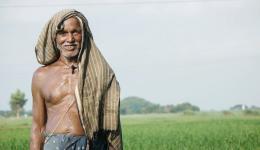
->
xmin=41 ymin=68 xmax=79 ymax=104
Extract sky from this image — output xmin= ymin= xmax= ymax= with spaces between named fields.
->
xmin=0 ymin=0 xmax=259 ymax=111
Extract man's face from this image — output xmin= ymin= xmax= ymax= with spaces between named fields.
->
xmin=56 ymin=17 xmax=82 ymax=59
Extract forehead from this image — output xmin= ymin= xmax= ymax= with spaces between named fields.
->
xmin=62 ymin=17 xmax=81 ymax=29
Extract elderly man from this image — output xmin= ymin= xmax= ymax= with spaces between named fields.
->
xmin=30 ymin=9 xmax=122 ymax=150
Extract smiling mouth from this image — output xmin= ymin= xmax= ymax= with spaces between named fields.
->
xmin=64 ymin=45 xmax=77 ymax=50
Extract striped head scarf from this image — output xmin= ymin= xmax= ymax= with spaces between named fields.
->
xmin=35 ymin=9 xmax=120 ymax=139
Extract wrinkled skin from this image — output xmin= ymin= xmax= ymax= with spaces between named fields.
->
xmin=30 ymin=17 xmax=85 ymax=150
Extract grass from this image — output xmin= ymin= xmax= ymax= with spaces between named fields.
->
xmin=122 ymin=113 xmax=260 ymax=150
xmin=0 ymin=113 xmax=260 ymax=150
xmin=0 ymin=117 xmax=31 ymax=149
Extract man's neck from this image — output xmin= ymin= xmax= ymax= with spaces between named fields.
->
xmin=58 ymin=56 xmax=79 ymax=74
xmin=59 ymin=56 xmax=78 ymax=67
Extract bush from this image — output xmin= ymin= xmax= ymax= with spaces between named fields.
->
xmin=183 ymin=110 xmax=196 ymax=115
xmin=222 ymin=111 xmax=233 ymax=116
xmin=243 ymin=110 xmax=260 ymax=116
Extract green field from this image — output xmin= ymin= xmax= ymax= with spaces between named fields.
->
xmin=0 ymin=113 xmax=260 ymax=150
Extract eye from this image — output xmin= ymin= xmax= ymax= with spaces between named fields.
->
xmin=57 ymin=31 xmax=67 ymax=37
xmin=73 ymin=31 xmax=81 ymax=36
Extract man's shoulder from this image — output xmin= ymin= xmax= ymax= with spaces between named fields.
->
xmin=32 ymin=64 xmax=54 ymax=79
xmin=32 ymin=62 xmax=61 ymax=81
xmin=32 ymin=66 xmax=49 ymax=82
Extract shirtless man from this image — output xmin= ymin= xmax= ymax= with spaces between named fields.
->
xmin=31 ymin=16 xmax=86 ymax=149
xmin=30 ymin=10 xmax=122 ymax=150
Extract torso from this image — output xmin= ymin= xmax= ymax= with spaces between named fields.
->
xmin=39 ymin=61 xmax=85 ymax=135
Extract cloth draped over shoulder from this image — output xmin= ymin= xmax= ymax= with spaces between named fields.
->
xmin=35 ymin=9 xmax=122 ymax=149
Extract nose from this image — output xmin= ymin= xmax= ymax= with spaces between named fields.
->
xmin=67 ymin=33 xmax=75 ymax=42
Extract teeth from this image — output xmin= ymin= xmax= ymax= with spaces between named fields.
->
xmin=65 ymin=46 xmax=76 ymax=50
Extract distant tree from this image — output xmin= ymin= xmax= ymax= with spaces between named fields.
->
xmin=9 ymin=89 xmax=27 ymax=118
xmin=250 ymin=105 xmax=260 ymax=110
xmin=230 ymin=104 xmax=248 ymax=111
xmin=0 ymin=110 xmax=13 ymax=118
xmin=120 ymin=97 xmax=200 ymax=114
xmin=170 ymin=102 xmax=200 ymax=113
xmin=120 ymin=96 xmax=160 ymax=114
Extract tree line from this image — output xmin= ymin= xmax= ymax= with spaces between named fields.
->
xmin=2 ymin=90 xmax=260 ymax=117
xmin=120 ymin=96 xmax=200 ymax=115
xmin=2 ymin=90 xmax=201 ymax=117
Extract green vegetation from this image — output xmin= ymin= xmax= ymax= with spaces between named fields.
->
xmin=0 ymin=118 xmax=30 ymax=149
xmin=120 ymin=96 xmax=200 ymax=114
xmin=120 ymin=96 xmax=160 ymax=114
xmin=9 ymin=89 xmax=27 ymax=118
xmin=122 ymin=113 xmax=260 ymax=150
xmin=1 ymin=113 xmax=260 ymax=150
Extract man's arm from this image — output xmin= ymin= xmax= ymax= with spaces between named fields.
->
xmin=30 ymin=69 xmax=46 ymax=150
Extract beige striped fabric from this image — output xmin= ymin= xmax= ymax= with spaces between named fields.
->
xmin=35 ymin=9 xmax=122 ymax=146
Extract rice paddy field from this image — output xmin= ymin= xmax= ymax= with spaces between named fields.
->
xmin=0 ymin=113 xmax=260 ymax=150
